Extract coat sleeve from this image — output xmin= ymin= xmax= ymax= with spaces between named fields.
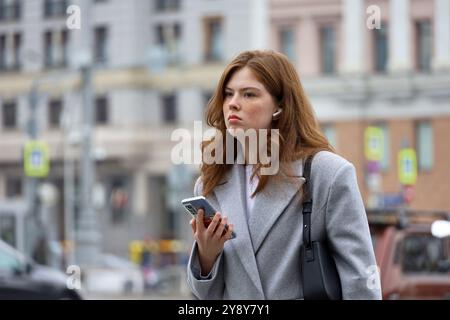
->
xmin=186 ymin=177 xmax=225 ymax=299
xmin=325 ymin=162 xmax=382 ymax=300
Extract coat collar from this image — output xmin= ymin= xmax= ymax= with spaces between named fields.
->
xmin=213 ymin=158 xmax=305 ymax=297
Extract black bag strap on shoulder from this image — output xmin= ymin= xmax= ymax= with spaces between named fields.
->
xmin=300 ymin=153 xmax=342 ymax=300
xmin=302 ymin=155 xmax=314 ymax=257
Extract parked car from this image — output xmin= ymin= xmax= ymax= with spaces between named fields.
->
xmin=83 ymin=254 xmax=144 ymax=295
xmin=0 ymin=239 xmax=82 ymax=300
xmin=368 ymin=209 xmax=450 ymax=299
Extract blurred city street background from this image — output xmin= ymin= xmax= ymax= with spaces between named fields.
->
xmin=0 ymin=0 xmax=449 ymax=300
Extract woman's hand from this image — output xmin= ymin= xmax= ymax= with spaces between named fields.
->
xmin=190 ymin=209 xmax=234 ymax=276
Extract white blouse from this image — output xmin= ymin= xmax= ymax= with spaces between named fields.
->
xmin=244 ymin=164 xmax=258 ymax=222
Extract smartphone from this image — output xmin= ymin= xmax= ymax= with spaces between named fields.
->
xmin=181 ymin=196 xmax=236 ymax=239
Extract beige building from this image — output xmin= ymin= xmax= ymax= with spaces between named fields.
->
xmin=270 ymin=0 xmax=450 ymax=212
xmin=0 ymin=0 xmax=268 ymax=259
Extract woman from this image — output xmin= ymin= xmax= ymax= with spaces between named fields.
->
xmin=186 ymin=50 xmax=381 ymax=300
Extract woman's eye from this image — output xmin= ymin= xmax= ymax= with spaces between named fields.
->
xmin=224 ymin=92 xmax=233 ymax=97
xmin=244 ymin=92 xmax=255 ymax=98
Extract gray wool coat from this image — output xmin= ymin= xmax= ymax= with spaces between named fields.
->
xmin=186 ymin=151 xmax=382 ymax=300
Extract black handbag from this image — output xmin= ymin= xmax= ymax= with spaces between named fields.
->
xmin=300 ymin=155 xmax=342 ymax=300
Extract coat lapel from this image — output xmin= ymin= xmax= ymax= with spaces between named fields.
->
xmin=214 ymin=164 xmax=265 ymax=297
xmin=249 ymin=159 xmax=306 ymax=254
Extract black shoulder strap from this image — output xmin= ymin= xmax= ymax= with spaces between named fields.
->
xmin=302 ymin=155 xmax=314 ymax=249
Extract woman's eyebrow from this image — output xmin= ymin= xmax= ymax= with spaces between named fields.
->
xmin=225 ymin=86 xmax=261 ymax=92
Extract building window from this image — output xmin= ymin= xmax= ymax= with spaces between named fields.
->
xmin=48 ymin=99 xmax=62 ymax=128
xmin=155 ymin=24 xmax=164 ymax=46
xmin=6 ymin=177 xmax=22 ymax=198
xmin=12 ymin=32 xmax=21 ymax=70
xmin=95 ymin=96 xmax=109 ymax=124
xmin=154 ymin=0 xmax=180 ymax=12
xmin=161 ymin=93 xmax=177 ymax=123
xmin=415 ymin=120 xmax=433 ymax=171
xmin=0 ymin=33 xmax=21 ymax=72
xmin=154 ymin=23 xmax=182 ymax=64
xmin=2 ymin=101 xmax=16 ymax=129
xmin=204 ymin=17 xmax=223 ymax=62
xmin=44 ymin=31 xmax=53 ymax=67
xmin=416 ymin=20 xmax=432 ymax=72
xmin=321 ymin=124 xmax=337 ymax=149
xmin=374 ymin=23 xmax=388 ymax=72
xmin=0 ymin=0 xmax=21 ymax=21
xmin=61 ymin=30 xmax=68 ymax=66
xmin=43 ymin=30 xmax=68 ymax=68
xmin=94 ymin=26 xmax=108 ymax=64
xmin=279 ymin=27 xmax=295 ymax=63
xmin=44 ymin=0 xmax=67 ymax=18
xmin=0 ymin=34 xmax=6 ymax=71
xmin=320 ymin=25 xmax=335 ymax=74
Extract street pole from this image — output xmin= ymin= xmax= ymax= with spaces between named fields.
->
xmin=63 ymin=107 xmax=76 ymax=268
xmin=25 ymin=72 xmax=74 ymax=262
xmin=73 ymin=0 xmax=101 ymax=267
xmin=75 ymin=64 xmax=101 ymax=267
xmin=24 ymin=82 xmax=41 ymax=259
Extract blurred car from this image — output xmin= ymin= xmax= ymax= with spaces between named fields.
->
xmin=83 ymin=254 xmax=144 ymax=295
xmin=0 ymin=239 xmax=82 ymax=300
xmin=368 ymin=209 xmax=450 ymax=299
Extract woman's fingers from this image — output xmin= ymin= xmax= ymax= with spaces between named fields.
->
xmin=214 ymin=216 xmax=227 ymax=240
xmin=193 ymin=210 xmax=232 ymax=243
xmin=207 ymin=212 xmax=221 ymax=236
xmin=222 ymin=223 xmax=234 ymax=242
xmin=196 ymin=209 xmax=205 ymax=231
xmin=190 ymin=218 xmax=196 ymax=233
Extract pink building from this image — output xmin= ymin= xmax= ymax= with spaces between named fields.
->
xmin=269 ymin=0 xmax=450 ymax=211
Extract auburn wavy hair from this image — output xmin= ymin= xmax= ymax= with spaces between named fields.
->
xmin=200 ymin=50 xmax=334 ymax=197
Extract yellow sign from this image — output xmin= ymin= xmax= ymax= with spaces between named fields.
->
xmin=398 ymin=148 xmax=417 ymax=185
xmin=365 ymin=126 xmax=384 ymax=161
xmin=24 ymin=140 xmax=50 ymax=178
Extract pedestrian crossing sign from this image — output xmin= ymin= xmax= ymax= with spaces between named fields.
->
xmin=365 ymin=126 xmax=384 ymax=161
xmin=398 ymin=148 xmax=417 ymax=185
xmin=24 ymin=140 xmax=50 ymax=178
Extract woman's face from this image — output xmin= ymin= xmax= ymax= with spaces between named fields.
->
xmin=223 ymin=67 xmax=278 ymax=134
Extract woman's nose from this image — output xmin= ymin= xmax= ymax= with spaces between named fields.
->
xmin=228 ymin=95 xmax=240 ymax=110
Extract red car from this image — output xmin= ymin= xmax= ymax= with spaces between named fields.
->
xmin=368 ymin=209 xmax=450 ymax=300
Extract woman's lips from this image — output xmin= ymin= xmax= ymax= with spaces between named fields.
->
xmin=228 ymin=115 xmax=242 ymax=123
xmin=228 ymin=117 xmax=241 ymax=124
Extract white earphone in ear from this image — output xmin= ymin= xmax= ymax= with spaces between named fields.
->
xmin=272 ymin=108 xmax=282 ymax=119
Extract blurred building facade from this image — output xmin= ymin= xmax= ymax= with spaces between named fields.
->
xmin=270 ymin=0 xmax=450 ymax=211
xmin=0 ymin=0 xmax=268 ymax=259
